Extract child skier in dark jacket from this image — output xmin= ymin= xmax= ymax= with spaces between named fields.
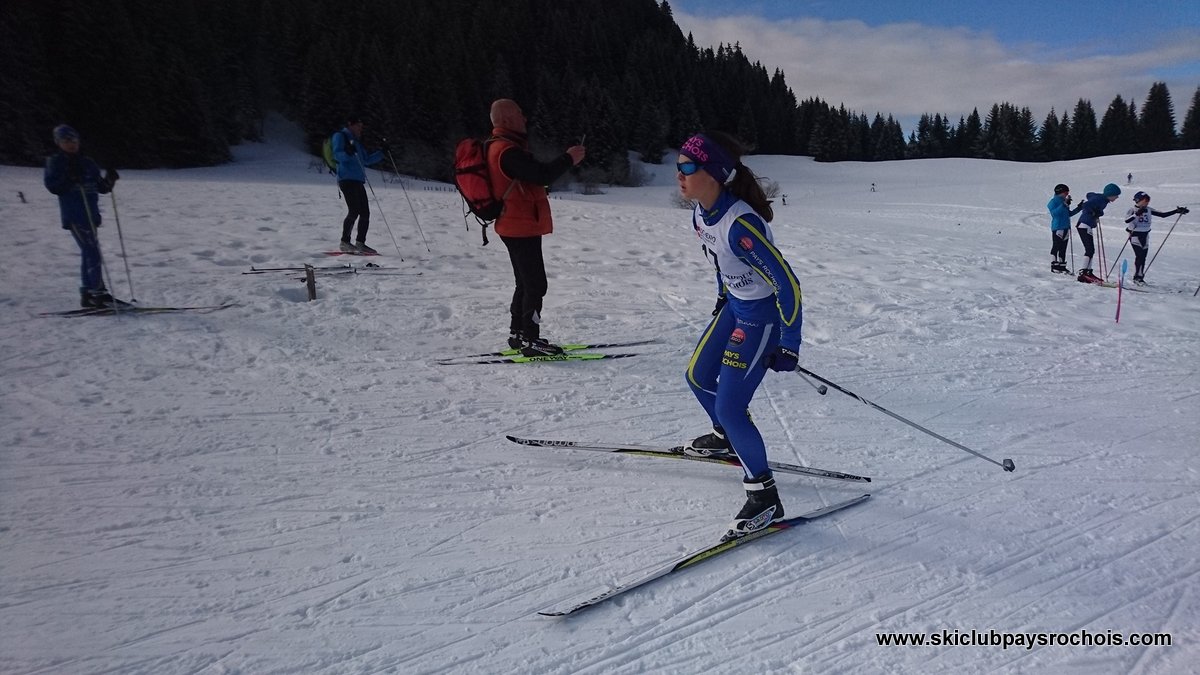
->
xmin=1073 ymin=183 xmax=1120 ymax=284
xmin=43 ymin=124 xmax=124 ymax=307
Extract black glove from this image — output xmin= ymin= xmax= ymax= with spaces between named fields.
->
xmin=1065 ymin=196 xmax=1072 ymax=205
xmin=380 ymin=142 xmax=391 ymax=153
xmin=105 ymin=168 xmax=119 ymax=184
xmin=712 ymin=294 xmax=727 ymax=316
xmin=1178 ymin=206 xmax=1190 ymax=215
xmin=1126 ymin=227 xmax=1132 ymax=233
xmin=1136 ymin=206 xmax=1147 ymax=216
xmin=764 ymin=345 xmax=799 ymax=372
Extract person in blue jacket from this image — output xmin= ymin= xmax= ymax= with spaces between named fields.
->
xmin=43 ymin=124 xmax=124 ymax=308
xmin=677 ymin=131 xmax=804 ymax=541
xmin=332 ymin=115 xmax=386 ymax=253
xmin=1047 ymin=184 xmax=1082 ymax=274
xmin=1074 ymin=183 xmax=1121 ymax=283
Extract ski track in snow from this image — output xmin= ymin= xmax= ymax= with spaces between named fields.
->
xmin=2 ymin=121 xmax=1199 ymax=674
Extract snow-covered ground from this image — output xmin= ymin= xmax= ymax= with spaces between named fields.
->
xmin=2 ymin=117 xmax=1199 ymax=674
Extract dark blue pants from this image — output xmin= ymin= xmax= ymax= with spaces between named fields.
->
xmin=68 ymin=224 xmax=104 ymax=291
xmin=686 ymin=303 xmax=778 ymax=477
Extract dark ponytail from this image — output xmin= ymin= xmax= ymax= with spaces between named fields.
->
xmin=703 ymin=130 xmax=774 ymax=223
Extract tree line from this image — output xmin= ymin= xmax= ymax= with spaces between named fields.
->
xmin=2 ymin=0 xmax=1198 ymax=182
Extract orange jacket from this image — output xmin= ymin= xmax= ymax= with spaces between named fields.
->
xmin=486 ymin=129 xmax=554 ymax=238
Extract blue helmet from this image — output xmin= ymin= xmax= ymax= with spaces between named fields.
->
xmin=1133 ymin=191 xmax=1150 ymax=203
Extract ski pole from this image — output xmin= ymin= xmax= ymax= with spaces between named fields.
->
xmin=1069 ymin=226 xmax=1075 ymax=274
xmin=796 ymin=371 xmax=827 ymax=395
xmin=796 ymin=365 xmax=1016 ymax=472
xmin=1095 ymin=220 xmax=1107 ymax=281
xmin=78 ymin=186 xmax=122 ymax=313
xmin=1144 ymin=213 xmax=1184 ymax=276
xmin=1116 ymin=259 xmax=1126 ymax=323
xmin=1106 ymin=235 xmax=1130 ymax=278
xmin=354 ymin=152 xmax=404 ymax=261
xmin=386 ymin=148 xmax=431 ymax=252
xmin=109 ymin=189 xmax=136 ymax=301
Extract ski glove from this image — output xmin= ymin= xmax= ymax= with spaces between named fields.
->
xmin=1177 ymin=207 xmax=1190 ymax=215
xmin=764 ymin=345 xmax=799 ymax=372
xmin=1136 ymin=206 xmax=1148 ymax=216
xmin=105 ymin=168 xmax=119 ymax=185
xmin=712 ymin=294 xmax=727 ymax=316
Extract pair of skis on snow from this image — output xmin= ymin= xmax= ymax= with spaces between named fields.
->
xmin=40 ymin=302 xmax=239 ymax=317
xmin=437 ymin=338 xmax=658 ymax=365
xmin=508 ymin=435 xmax=870 ymax=616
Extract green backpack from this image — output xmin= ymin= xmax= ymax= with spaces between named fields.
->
xmin=321 ymin=131 xmax=355 ymax=174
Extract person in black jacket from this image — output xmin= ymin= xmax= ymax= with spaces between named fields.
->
xmin=43 ymin=124 xmax=125 ymax=308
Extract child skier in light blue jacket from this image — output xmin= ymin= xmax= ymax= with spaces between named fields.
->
xmin=1046 ymin=184 xmax=1081 ymax=274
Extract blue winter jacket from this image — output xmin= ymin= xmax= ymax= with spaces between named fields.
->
xmin=1076 ymin=192 xmax=1112 ymax=228
xmin=44 ymin=152 xmax=110 ymax=229
xmin=332 ymin=127 xmax=384 ymax=183
xmin=1046 ymin=194 xmax=1082 ymax=231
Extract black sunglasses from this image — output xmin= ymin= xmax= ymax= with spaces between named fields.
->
xmin=676 ymin=161 xmax=702 ymax=176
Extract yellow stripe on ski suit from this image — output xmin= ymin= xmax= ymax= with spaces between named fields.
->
xmin=686 ymin=307 xmax=724 ymax=395
xmin=735 ymin=216 xmax=802 ymax=328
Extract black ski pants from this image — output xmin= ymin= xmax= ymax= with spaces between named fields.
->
xmin=1129 ymin=231 xmax=1149 ymax=276
xmin=1076 ymin=226 xmax=1095 ymax=259
xmin=339 ymin=180 xmax=370 ymax=242
xmin=1051 ymin=229 xmax=1069 ymax=262
xmin=500 ymin=234 xmax=548 ymax=340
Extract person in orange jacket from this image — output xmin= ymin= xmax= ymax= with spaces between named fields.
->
xmin=486 ymin=99 xmax=585 ymax=356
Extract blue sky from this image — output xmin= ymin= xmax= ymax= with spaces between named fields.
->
xmin=671 ymin=0 xmax=1200 ymax=132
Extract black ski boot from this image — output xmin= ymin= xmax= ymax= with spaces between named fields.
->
xmin=520 ymin=337 xmax=564 ymax=357
xmin=507 ymin=331 xmax=524 ymax=350
xmin=81 ymin=289 xmax=104 ymax=308
xmin=683 ymin=427 xmax=734 ymax=457
xmin=82 ymin=288 xmax=131 ymax=308
xmin=722 ymin=472 xmax=784 ymax=542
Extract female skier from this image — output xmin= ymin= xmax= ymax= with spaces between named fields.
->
xmin=676 ymin=131 xmax=804 ymax=541
xmin=1123 ymin=192 xmax=1189 ymax=283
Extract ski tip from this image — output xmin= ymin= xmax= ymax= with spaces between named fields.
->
xmin=1002 ymin=458 xmax=1016 ymax=472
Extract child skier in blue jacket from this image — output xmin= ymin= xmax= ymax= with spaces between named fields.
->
xmin=1074 ymin=183 xmax=1120 ymax=283
xmin=43 ymin=124 xmax=124 ymax=307
xmin=1046 ymin=184 xmax=1082 ymax=274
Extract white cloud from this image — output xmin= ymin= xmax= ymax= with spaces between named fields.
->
xmin=674 ymin=12 xmax=1200 ymax=125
